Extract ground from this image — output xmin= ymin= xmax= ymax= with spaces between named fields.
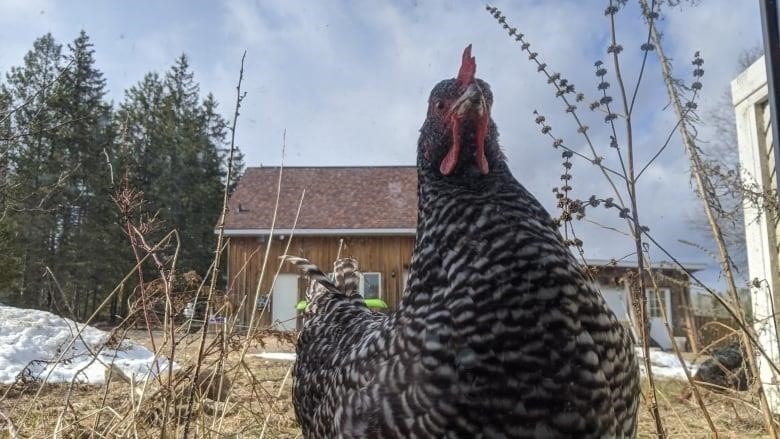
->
xmin=0 ymin=329 xmax=300 ymax=438
xmin=0 ymin=327 xmax=772 ymax=438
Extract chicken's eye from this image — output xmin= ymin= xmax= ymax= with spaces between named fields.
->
xmin=434 ymin=100 xmax=445 ymax=112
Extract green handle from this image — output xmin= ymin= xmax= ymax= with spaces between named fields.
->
xmin=296 ymin=298 xmax=388 ymax=311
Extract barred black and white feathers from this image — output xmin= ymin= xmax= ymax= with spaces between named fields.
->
xmin=287 ymin=256 xmax=363 ymax=314
xmin=288 ymin=45 xmax=639 ymax=438
xmin=286 ymin=255 xmax=393 ymax=437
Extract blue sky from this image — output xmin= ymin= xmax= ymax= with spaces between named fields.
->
xmin=0 ymin=0 xmax=765 ymax=286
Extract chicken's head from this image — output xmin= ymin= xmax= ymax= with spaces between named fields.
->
xmin=418 ymin=45 xmax=499 ymax=178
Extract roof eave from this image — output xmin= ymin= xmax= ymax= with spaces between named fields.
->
xmin=585 ymin=258 xmax=708 ymax=273
xmin=219 ymin=228 xmax=417 ymax=237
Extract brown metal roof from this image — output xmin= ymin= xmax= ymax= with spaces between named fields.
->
xmin=223 ymin=166 xmax=418 ymax=232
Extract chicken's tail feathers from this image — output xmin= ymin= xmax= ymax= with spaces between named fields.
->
xmin=282 ymin=255 xmax=339 ymax=292
xmin=332 ymin=257 xmax=359 ymax=294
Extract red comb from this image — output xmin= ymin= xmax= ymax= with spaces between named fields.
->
xmin=457 ymin=44 xmax=476 ymax=87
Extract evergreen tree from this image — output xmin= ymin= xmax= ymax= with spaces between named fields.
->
xmin=53 ymin=31 xmax=124 ymax=318
xmin=1 ymin=32 xmax=124 ymax=316
xmin=1 ymin=38 xmax=239 ymax=315
xmin=2 ymin=34 xmax=67 ymax=309
xmin=112 ymin=71 xmax=169 ymax=317
xmin=117 ymin=54 xmax=241 ymax=276
xmin=115 ymin=72 xmax=167 ymax=191
xmin=210 ymin=91 xmax=246 ymax=195
xmin=0 ymin=90 xmax=21 ymax=296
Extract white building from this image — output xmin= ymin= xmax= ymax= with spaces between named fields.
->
xmin=733 ymin=55 xmax=780 ymax=411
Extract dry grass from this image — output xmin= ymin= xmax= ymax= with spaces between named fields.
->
xmin=0 ymin=328 xmax=772 ymax=438
xmin=637 ymin=379 xmax=770 ymax=438
xmin=0 ymin=329 xmax=300 ymax=438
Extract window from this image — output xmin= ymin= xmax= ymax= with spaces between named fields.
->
xmin=360 ymin=272 xmax=382 ymax=299
xmin=323 ymin=271 xmax=382 ymax=299
xmin=645 ymin=288 xmax=670 ymax=319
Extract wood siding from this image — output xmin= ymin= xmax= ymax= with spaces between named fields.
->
xmin=226 ymin=235 xmax=415 ymax=326
xmin=591 ymin=266 xmax=695 ymax=343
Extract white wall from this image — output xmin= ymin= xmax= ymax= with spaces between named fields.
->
xmin=733 ymin=55 xmax=780 ymax=412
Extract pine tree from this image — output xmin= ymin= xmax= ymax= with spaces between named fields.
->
xmin=1 ymin=32 xmax=124 ymax=316
xmin=53 ymin=31 xmax=124 ymax=318
xmin=1 ymin=36 xmax=239 ymax=316
xmin=0 ymin=89 xmax=21 ymax=296
xmin=115 ymin=72 xmax=167 ymax=191
xmin=187 ymin=92 xmax=233 ymax=269
xmin=159 ymin=55 xmax=235 ymax=273
xmin=3 ymin=34 xmax=67 ymax=309
xmin=113 ymin=71 xmax=169 ymax=318
xmin=117 ymin=55 xmax=242 ymax=278
xmin=210 ymin=90 xmax=246 ymax=195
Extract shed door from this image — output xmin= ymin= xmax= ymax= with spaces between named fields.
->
xmin=646 ymin=288 xmax=673 ymax=350
xmin=272 ymin=274 xmax=299 ymax=331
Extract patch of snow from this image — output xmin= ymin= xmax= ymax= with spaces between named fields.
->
xmin=0 ymin=304 xmax=172 ymax=384
xmin=635 ymin=347 xmax=698 ymax=380
xmin=253 ymin=352 xmax=296 ymax=362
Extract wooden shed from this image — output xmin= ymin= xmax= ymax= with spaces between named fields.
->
xmin=222 ymin=165 xmax=705 ymax=344
xmin=587 ymin=259 xmax=705 ymax=352
xmin=222 ymin=166 xmax=417 ymax=329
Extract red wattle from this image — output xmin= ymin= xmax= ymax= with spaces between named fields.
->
xmin=475 ymin=113 xmax=490 ymax=175
xmin=440 ymin=117 xmax=461 ymax=175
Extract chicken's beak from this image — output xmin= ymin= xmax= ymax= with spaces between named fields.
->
xmin=439 ymin=83 xmax=490 ymax=176
xmin=453 ymin=83 xmax=486 ymax=118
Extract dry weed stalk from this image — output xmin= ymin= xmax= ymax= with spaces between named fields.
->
xmin=0 ymin=408 xmax=19 ymax=439
xmin=181 ymin=50 xmax=248 ymax=439
xmin=640 ymin=0 xmax=778 ymax=435
xmin=483 ymin=1 xmax=777 ymax=436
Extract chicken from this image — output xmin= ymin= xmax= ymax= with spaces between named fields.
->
xmin=288 ymin=45 xmax=639 ymax=438
xmin=692 ymin=342 xmax=749 ymax=391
